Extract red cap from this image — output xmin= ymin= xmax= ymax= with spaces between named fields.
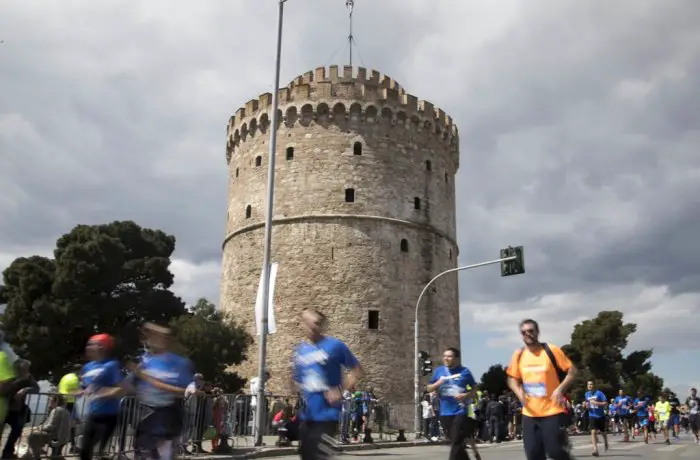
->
xmin=88 ymin=334 xmax=114 ymax=351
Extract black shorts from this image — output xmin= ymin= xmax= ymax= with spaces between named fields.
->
xmin=589 ymin=416 xmax=606 ymax=432
xmin=690 ymin=414 xmax=700 ymax=431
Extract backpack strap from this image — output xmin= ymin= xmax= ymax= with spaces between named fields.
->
xmin=541 ymin=343 xmax=567 ymax=384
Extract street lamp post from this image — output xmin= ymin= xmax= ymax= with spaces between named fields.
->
xmin=254 ymin=0 xmax=286 ymax=447
xmin=413 ymin=255 xmax=517 ymax=435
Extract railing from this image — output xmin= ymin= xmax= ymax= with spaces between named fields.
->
xmin=0 ymin=392 xmax=417 ymax=458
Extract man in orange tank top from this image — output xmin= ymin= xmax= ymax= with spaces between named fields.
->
xmin=506 ymin=319 xmax=577 ymax=460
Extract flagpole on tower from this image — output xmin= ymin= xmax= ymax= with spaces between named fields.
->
xmin=347 ymin=0 xmax=354 ymax=66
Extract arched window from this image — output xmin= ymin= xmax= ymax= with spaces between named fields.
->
xmin=235 ymin=167 xmax=239 ymax=177
xmin=445 ymin=171 xmax=449 ymax=183
xmin=255 ymin=156 xmax=262 ymax=167
xmin=400 ymin=239 xmax=409 ymax=252
xmin=426 ymin=160 xmax=432 ymax=171
xmin=414 ymin=197 xmax=421 ymax=210
xmin=345 ymin=188 xmax=355 ymax=203
xmin=245 ymin=205 xmax=251 ymax=219
xmin=353 ymin=142 xmax=362 ymax=156
xmin=286 ymin=147 xmax=294 ymax=160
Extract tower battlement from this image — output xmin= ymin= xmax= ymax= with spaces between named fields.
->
xmin=225 ymin=65 xmax=458 ymax=165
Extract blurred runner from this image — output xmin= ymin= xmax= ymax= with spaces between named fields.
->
xmin=79 ymin=334 xmax=125 ymax=460
xmin=130 ymin=323 xmax=193 ymax=460
xmin=292 ymin=309 xmax=363 ymax=460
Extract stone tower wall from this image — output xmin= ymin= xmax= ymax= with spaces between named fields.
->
xmin=220 ymin=65 xmax=461 ymax=404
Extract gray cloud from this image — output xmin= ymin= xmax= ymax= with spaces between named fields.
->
xmin=1 ymin=1 xmax=699 ymax=385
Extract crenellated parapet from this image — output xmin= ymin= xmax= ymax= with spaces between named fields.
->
xmin=225 ymin=65 xmax=459 ymax=165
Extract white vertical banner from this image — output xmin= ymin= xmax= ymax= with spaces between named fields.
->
xmin=255 ymin=262 xmax=278 ymax=336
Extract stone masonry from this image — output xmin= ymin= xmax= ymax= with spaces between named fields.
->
xmin=220 ymin=65 xmax=461 ymax=405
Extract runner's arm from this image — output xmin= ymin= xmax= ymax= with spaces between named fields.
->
xmin=507 ymin=377 xmax=526 ymax=402
xmin=555 ymin=363 xmax=577 ymax=394
xmin=343 ymin=364 xmax=364 ymax=392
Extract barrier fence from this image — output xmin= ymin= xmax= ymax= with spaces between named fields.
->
xmin=0 ymin=392 xmax=416 ymax=458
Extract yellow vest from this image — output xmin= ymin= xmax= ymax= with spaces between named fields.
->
xmin=0 ymin=352 xmax=16 ymax=421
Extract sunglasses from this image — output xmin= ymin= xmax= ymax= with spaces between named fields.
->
xmin=520 ymin=329 xmax=536 ymax=335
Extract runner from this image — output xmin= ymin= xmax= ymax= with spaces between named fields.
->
xmin=585 ymin=381 xmax=609 ymax=456
xmin=613 ymin=389 xmax=632 ymax=442
xmin=79 ymin=334 xmax=125 ymax=460
xmin=426 ymin=347 xmax=477 ymax=460
xmin=291 ymin=308 xmax=364 ymax=460
xmin=654 ymin=393 xmax=671 ymax=445
xmin=506 ymin=319 xmax=577 ymax=460
xmin=462 ymin=384 xmax=483 ymax=460
xmin=632 ymin=392 xmax=650 ymax=444
xmin=130 ymin=323 xmax=193 ymax=460
xmin=668 ymin=393 xmax=681 ymax=441
xmin=685 ymin=388 xmax=700 ymax=445
xmin=608 ymin=400 xmax=617 ymax=434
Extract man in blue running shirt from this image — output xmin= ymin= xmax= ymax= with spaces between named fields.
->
xmin=427 ymin=347 xmax=477 ymax=460
xmin=292 ymin=309 xmax=364 ymax=460
xmin=614 ymin=389 xmax=632 ymax=441
xmin=632 ymin=391 xmax=650 ymax=444
xmin=97 ymin=323 xmax=193 ymax=460
xmin=584 ymin=381 xmax=608 ymax=456
xmin=79 ymin=334 xmax=125 ymax=460
xmin=130 ymin=323 xmax=193 ymax=460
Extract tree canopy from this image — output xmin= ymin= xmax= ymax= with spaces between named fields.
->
xmin=170 ymin=298 xmax=251 ymax=393
xmin=479 ymin=364 xmax=509 ymax=396
xmin=562 ymin=311 xmax=664 ymax=401
xmin=0 ymin=221 xmax=250 ymax=390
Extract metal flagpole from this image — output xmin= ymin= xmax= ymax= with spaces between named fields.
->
xmin=346 ymin=0 xmax=354 ymax=65
xmin=413 ymin=255 xmax=516 ymax=435
xmin=254 ymin=0 xmax=286 ymax=447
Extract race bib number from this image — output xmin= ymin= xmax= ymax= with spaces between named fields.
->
xmin=523 ymin=382 xmax=546 ymax=398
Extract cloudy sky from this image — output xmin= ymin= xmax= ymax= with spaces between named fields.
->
xmin=1 ymin=0 xmax=699 ymax=395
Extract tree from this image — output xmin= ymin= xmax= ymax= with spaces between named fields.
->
xmin=563 ymin=311 xmax=664 ymax=400
xmin=662 ymin=387 xmax=677 ymax=400
xmin=170 ymin=298 xmax=252 ymax=392
xmin=1 ymin=221 xmax=187 ymax=381
xmin=480 ymin=364 xmax=509 ymax=396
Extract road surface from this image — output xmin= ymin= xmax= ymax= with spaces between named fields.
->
xmin=273 ymin=433 xmax=699 ymax=459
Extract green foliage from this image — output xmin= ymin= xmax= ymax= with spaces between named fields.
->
xmin=563 ymin=310 xmax=664 ymax=400
xmin=480 ymin=364 xmax=509 ymax=396
xmin=170 ymin=298 xmax=252 ymax=393
xmin=1 ymin=221 xmax=187 ymax=381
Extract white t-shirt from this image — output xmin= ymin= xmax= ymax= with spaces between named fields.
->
xmin=422 ymin=400 xmax=434 ymax=419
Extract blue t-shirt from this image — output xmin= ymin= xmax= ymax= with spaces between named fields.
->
xmin=609 ymin=403 xmax=616 ymax=415
xmin=134 ymin=352 xmax=193 ymax=408
xmin=428 ymin=365 xmax=477 ymax=416
xmin=585 ymin=390 xmax=607 ymax=418
xmin=81 ymin=359 xmax=123 ymax=415
xmin=633 ymin=398 xmax=648 ymax=418
xmin=614 ymin=395 xmax=632 ymax=415
xmin=292 ymin=336 xmax=359 ymax=422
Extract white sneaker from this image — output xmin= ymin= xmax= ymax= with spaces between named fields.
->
xmin=430 ymin=436 xmax=438 ymax=442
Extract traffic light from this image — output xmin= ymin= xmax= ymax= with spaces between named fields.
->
xmin=419 ymin=351 xmax=433 ymax=376
xmin=500 ymin=246 xmax=525 ymax=277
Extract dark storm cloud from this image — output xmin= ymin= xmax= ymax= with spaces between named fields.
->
xmin=1 ymin=0 xmax=699 ymax=316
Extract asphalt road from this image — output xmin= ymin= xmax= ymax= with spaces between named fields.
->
xmin=273 ymin=433 xmax=699 ymax=459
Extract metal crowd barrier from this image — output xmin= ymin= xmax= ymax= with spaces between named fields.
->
xmin=0 ymin=392 xmax=416 ymax=458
